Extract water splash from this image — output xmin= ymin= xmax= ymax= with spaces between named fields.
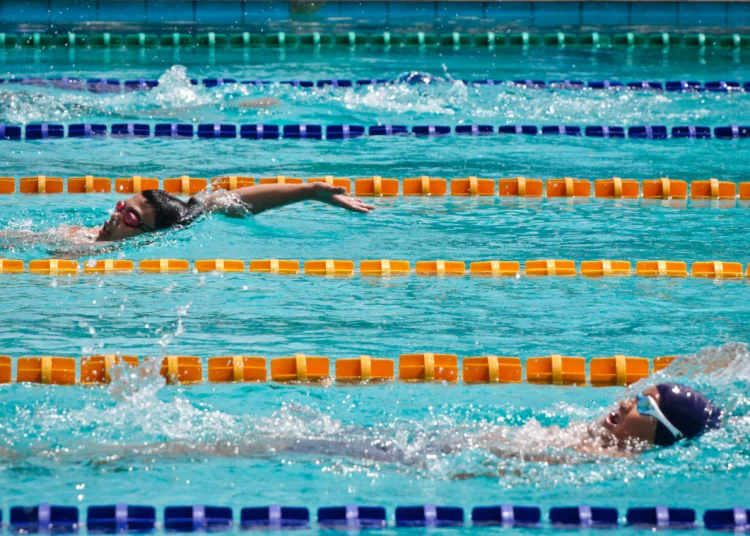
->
xmin=0 ymin=343 xmax=747 ymax=483
xmin=0 ymin=66 xmax=735 ymax=124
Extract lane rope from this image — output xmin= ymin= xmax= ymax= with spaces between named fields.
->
xmin=2 ymin=259 xmax=747 ymax=279
xmin=0 ymin=353 xmax=679 ymax=386
xmin=2 ymin=122 xmax=749 ymax=141
xmin=1 ymin=175 xmax=750 ymax=202
xmin=2 ymin=503 xmax=744 ymax=530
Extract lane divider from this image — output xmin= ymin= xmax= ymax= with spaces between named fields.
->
xmin=2 ymin=175 xmax=750 ymax=202
xmin=4 ymin=259 xmax=749 ymax=279
xmin=4 ymin=503 xmax=747 ymax=531
xmin=3 ymin=122 xmax=750 ymax=141
xmin=2 ymin=30 xmax=750 ymax=51
xmin=0 ymin=353 xmax=678 ymax=386
xmin=3 ymin=75 xmax=749 ymax=94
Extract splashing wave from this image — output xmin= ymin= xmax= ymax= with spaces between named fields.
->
xmin=0 ymin=343 xmax=747 ymax=483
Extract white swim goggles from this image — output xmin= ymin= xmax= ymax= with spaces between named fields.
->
xmin=636 ymin=394 xmax=684 ymax=440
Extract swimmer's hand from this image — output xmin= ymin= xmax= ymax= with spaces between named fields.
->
xmin=310 ymin=182 xmax=375 ymax=214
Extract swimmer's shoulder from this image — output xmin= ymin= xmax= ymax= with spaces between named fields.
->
xmin=61 ymin=225 xmax=99 ymax=244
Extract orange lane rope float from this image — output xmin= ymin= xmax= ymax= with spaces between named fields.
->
xmin=2 ymin=175 xmax=750 ymax=204
xmin=0 ymin=355 xmax=679 ymax=386
xmin=3 ymin=259 xmax=749 ymax=279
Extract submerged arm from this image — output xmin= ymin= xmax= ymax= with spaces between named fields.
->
xmin=204 ymin=182 xmax=374 ymax=216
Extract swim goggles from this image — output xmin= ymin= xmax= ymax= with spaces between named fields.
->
xmin=115 ymin=201 xmax=154 ymax=232
xmin=636 ymin=394 xmax=684 ymax=440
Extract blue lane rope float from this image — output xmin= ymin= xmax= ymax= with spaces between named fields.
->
xmin=318 ymin=506 xmax=387 ymax=529
xmin=3 ymin=122 xmax=750 ymax=141
xmin=10 ymin=504 xmax=79 ymax=532
xmin=0 ymin=504 xmax=746 ymax=532
xmin=704 ymin=508 xmax=749 ymax=531
xmin=627 ymin=507 xmax=697 ymax=528
xmin=396 ymin=505 xmax=464 ymax=527
xmin=2 ymin=76 xmax=749 ymax=94
xmin=241 ymin=507 xmax=309 ymax=529
xmin=472 ymin=505 xmax=542 ymax=526
xmin=550 ymin=506 xmax=619 ymax=528
xmin=164 ymin=506 xmax=233 ymax=532
xmin=87 ymin=505 xmax=157 ymax=532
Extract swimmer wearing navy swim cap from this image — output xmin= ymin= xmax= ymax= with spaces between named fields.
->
xmin=600 ymin=382 xmax=722 ymax=449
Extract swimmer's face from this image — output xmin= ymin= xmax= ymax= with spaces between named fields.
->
xmin=97 ymin=194 xmax=157 ymax=242
xmin=601 ymin=386 xmax=660 ymax=446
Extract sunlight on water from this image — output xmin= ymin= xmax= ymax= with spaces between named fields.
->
xmin=0 ymin=46 xmax=749 ymax=525
xmin=1 ymin=63 xmax=748 ymax=125
xmin=0 ymin=344 xmax=748 ymax=497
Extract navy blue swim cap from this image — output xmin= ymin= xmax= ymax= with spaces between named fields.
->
xmin=654 ymin=383 xmax=723 ymax=447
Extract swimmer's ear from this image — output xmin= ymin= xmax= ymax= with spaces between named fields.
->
xmin=187 ymin=197 xmax=200 ymax=208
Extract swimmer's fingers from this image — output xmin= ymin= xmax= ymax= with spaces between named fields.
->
xmin=351 ymin=197 xmax=376 ymax=212
xmin=311 ymin=182 xmax=375 ymax=213
xmin=332 ymin=194 xmax=374 ymax=214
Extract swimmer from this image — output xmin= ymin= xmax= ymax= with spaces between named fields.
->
xmin=594 ymin=382 xmax=722 ymax=450
xmin=0 ymin=89 xmax=279 ymax=124
xmin=0 ymin=382 xmax=724 ymax=481
xmin=10 ymin=382 xmax=720 ymax=472
xmin=545 ymin=382 xmax=721 ymax=459
xmin=465 ymin=382 xmax=723 ymax=466
xmin=86 ymin=182 xmax=373 ymax=243
xmin=0 ymin=183 xmax=372 ymax=248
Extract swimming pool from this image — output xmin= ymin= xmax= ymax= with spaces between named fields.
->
xmin=1 ymin=39 xmax=750 ymax=532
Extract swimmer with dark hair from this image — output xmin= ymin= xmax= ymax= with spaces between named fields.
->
xmin=95 ymin=182 xmax=373 ymax=242
xmin=0 ymin=182 xmax=372 ymax=247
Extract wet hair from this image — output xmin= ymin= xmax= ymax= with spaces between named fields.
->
xmin=140 ymin=189 xmax=202 ymax=231
xmin=654 ymin=383 xmax=723 ymax=446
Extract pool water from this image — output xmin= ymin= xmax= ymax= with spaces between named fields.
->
xmin=1 ymin=44 xmax=750 ymax=532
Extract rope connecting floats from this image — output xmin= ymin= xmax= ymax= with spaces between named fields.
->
xmin=1 ymin=503 xmax=747 ymax=531
xmin=0 ymin=503 xmax=750 ymax=534
xmin=2 ymin=75 xmax=749 ymax=93
xmin=0 ymin=354 xmax=677 ymax=386
xmin=2 ymin=175 xmax=750 ymax=202
xmin=1 ymin=259 xmax=748 ymax=279
xmin=3 ymin=122 xmax=750 ymax=141
xmin=2 ymin=30 xmax=750 ymax=50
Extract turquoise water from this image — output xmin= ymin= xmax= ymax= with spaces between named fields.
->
xmin=1 ymin=46 xmax=750 ymax=532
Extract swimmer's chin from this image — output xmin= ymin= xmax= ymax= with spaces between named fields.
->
xmin=96 ymin=225 xmax=120 ymax=242
xmin=96 ymin=227 xmax=111 ymax=242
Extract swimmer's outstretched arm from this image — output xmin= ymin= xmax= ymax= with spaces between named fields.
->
xmin=205 ymin=182 xmax=375 ymax=215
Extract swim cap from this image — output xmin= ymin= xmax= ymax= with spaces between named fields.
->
xmin=654 ymin=383 xmax=723 ymax=446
